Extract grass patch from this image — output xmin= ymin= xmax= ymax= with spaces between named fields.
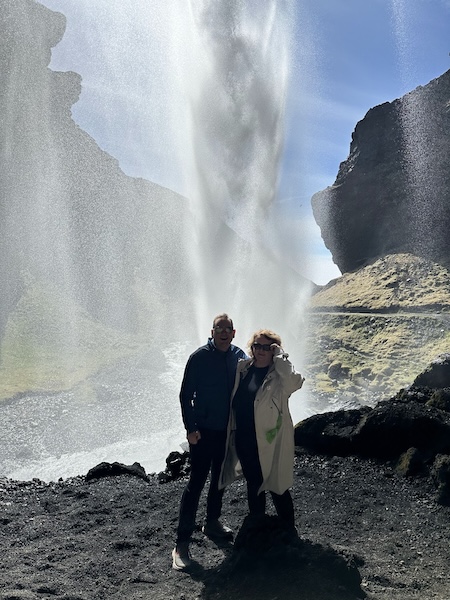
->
xmin=305 ymin=312 xmax=450 ymax=401
xmin=0 ymin=281 xmax=146 ymax=401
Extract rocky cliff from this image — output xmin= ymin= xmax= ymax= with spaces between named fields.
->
xmin=0 ymin=1 xmax=198 ymax=338
xmin=311 ymin=69 xmax=450 ymax=274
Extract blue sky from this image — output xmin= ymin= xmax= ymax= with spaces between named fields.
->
xmin=38 ymin=0 xmax=450 ymax=285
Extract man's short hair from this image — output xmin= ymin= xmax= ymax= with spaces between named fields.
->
xmin=212 ymin=313 xmax=234 ymax=329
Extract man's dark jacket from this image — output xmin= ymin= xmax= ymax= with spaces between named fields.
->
xmin=180 ymin=338 xmax=247 ymax=433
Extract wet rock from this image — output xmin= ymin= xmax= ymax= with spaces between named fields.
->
xmin=413 ymin=354 xmax=450 ymax=389
xmin=157 ymin=450 xmax=190 ymax=483
xmin=296 ymin=354 xmax=450 ymax=464
xmin=431 ymin=454 xmax=450 ymax=505
xmin=85 ymin=461 xmax=149 ymax=481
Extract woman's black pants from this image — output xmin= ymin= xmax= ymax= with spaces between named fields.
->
xmin=235 ymin=429 xmax=294 ymax=527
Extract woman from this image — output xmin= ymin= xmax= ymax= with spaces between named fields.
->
xmin=219 ymin=329 xmax=304 ymax=529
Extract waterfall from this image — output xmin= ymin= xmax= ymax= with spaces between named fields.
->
xmin=1 ymin=0 xmax=312 ymax=481
xmin=179 ymin=0 xmax=308 ymax=337
xmin=390 ymin=0 xmax=446 ymax=258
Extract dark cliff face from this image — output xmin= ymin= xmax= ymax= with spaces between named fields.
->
xmin=311 ymin=69 xmax=450 ymax=274
xmin=0 ymin=0 xmax=193 ymax=339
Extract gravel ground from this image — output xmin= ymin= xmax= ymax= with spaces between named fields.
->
xmin=1 ymin=449 xmax=450 ymax=600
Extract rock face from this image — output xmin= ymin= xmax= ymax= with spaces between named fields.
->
xmin=0 ymin=0 xmax=192 ymax=341
xmin=311 ymin=69 xmax=450 ymax=274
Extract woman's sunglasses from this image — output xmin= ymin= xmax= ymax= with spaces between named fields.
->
xmin=252 ymin=343 xmax=272 ymax=351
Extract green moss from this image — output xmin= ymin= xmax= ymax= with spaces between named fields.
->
xmin=310 ymin=254 xmax=450 ymax=312
xmin=0 ymin=281 xmax=145 ymax=401
xmin=305 ymin=311 xmax=450 ymax=403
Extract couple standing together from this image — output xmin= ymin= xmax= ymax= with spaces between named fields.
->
xmin=172 ymin=313 xmax=305 ymax=570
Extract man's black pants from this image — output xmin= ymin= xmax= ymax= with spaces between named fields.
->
xmin=176 ymin=429 xmax=227 ymax=544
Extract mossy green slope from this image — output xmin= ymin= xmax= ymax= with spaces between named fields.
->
xmin=0 ymin=280 xmax=144 ymax=401
xmin=305 ymin=254 xmax=450 ymax=404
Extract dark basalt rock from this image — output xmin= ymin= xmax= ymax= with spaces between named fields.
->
xmin=352 ymin=399 xmax=450 ymax=459
xmin=157 ymin=450 xmax=190 ymax=483
xmin=412 ymin=353 xmax=450 ymax=388
xmin=295 ymin=399 xmax=450 ymax=460
xmin=311 ymin=69 xmax=450 ymax=274
xmin=294 ymin=408 xmax=370 ymax=455
xmin=395 ymin=447 xmax=428 ymax=477
xmin=295 ymin=354 xmax=450 ymax=504
xmin=85 ymin=461 xmax=149 ymax=482
xmin=297 ymin=389 xmax=450 ymax=454
xmin=431 ymin=454 xmax=450 ymax=505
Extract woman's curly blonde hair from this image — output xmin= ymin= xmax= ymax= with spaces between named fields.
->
xmin=247 ymin=329 xmax=282 ymax=358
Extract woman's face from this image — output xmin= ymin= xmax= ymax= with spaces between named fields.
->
xmin=252 ymin=335 xmax=273 ymax=368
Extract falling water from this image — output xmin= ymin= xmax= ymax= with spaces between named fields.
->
xmin=390 ymin=0 xmax=445 ymax=256
xmin=180 ymin=1 xmax=309 ymax=337
xmin=0 ymin=0 xmax=312 ymax=481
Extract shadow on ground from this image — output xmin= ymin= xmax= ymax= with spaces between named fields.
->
xmin=188 ymin=515 xmax=366 ymax=600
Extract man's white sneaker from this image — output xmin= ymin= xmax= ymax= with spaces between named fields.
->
xmin=172 ymin=543 xmax=192 ymax=570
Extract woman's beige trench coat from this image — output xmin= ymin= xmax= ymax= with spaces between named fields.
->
xmin=219 ymin=350 xmax=304 ymax=495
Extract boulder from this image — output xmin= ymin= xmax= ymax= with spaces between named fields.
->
xmin=395 ymin=447 xmax=428 ymax=477
xmin=85 ymin=461 xmax=149 ymax=482
xmin=157 ymin=450 xmax=190 ymax=483
xmin=431 ymin=454 xmax=450 ymax=505
xmin=294 ymin=408 xmax=369 ymax=455
xmin=352 ymin=399 xmax=450 ymax=459
xmin=295 ymin=380 xmax=450 ymax=462
xmin=412 ymin=353 xmax=450 ymax=388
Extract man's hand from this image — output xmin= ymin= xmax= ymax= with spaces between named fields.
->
xmin=187 ymin=430 xmax=201 ymax=445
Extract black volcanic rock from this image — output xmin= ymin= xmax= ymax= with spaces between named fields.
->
xmin=311 ymin=69 xmax=450 ymax=274
xmin=2 ymin=445 xmax=450 ymax=598
xmin=412 ymin=353 xmax=450 ymax=388
xmin=4 ymin=356 xmax=450 ymax=597
xmin=296 ymin=354 xmax=450 ymax=477
xmin=85 ymin=461 xmax=149 ymax=481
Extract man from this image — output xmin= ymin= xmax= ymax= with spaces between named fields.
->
xmin=172 ymin=313 xmax=247 ymax=570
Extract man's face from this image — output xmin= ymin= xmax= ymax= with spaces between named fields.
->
xmin=211 ymin=318 xmax=235 ymax=352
